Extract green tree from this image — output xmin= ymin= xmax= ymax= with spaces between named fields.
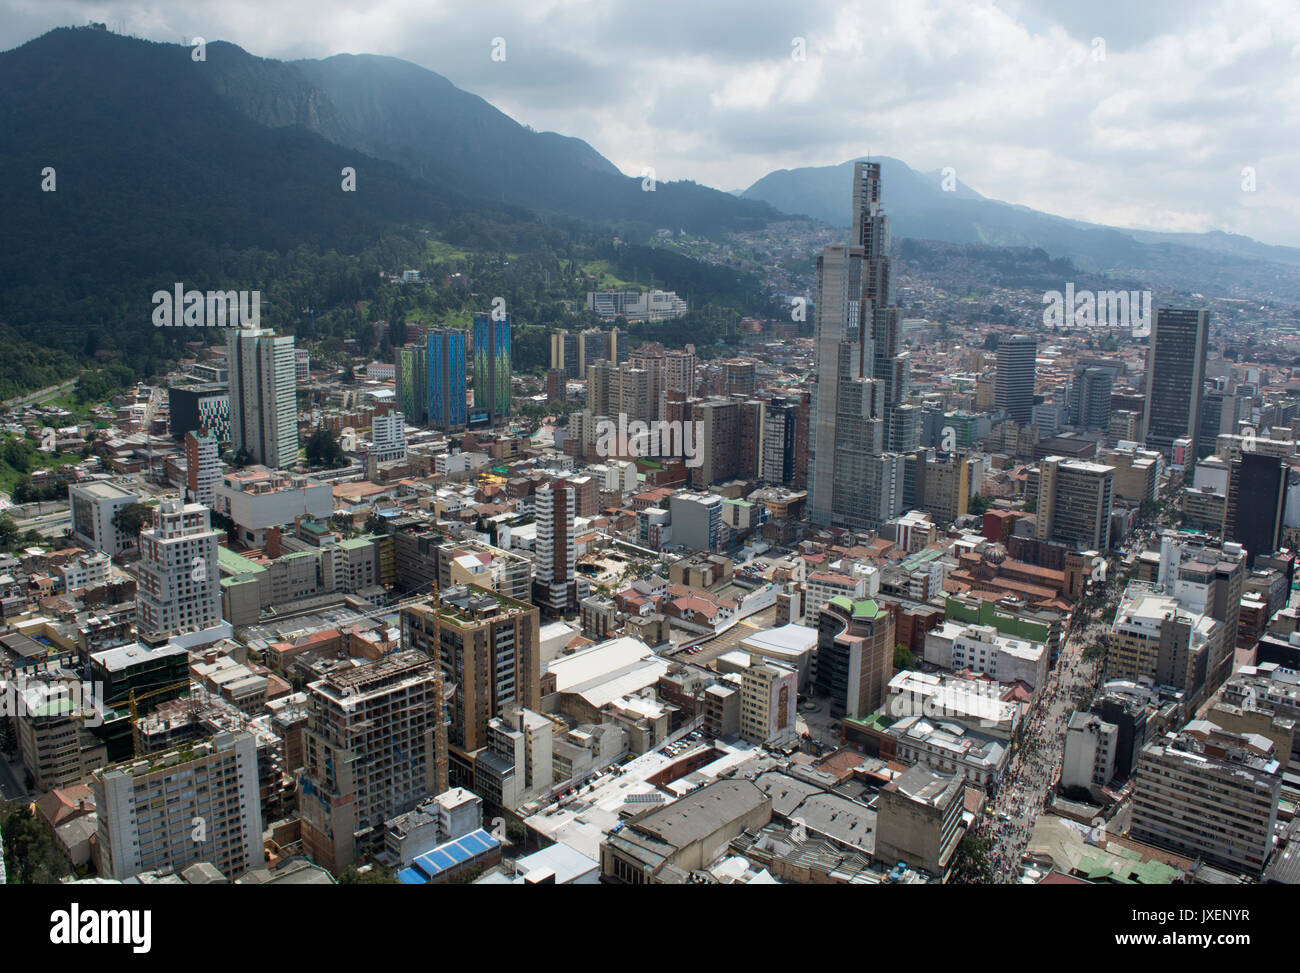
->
xmin=111 ymin=502 xmax=151 ymax=539
xmin=893 ymin=644 xmax=917 ymax=671
xmin=949 ymin=833 xmax=994 ymax=884
xmin=305 ymin=428 xmax=345 ymax=468
xmin=2 ymin=801 xmax=70 ymax=884
xmin=0 ymin=516 xmax=18 ymax=551
xmin=967 ymin=494 xmax=990 ymax=516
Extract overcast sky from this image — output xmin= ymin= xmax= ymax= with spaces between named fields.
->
xmin=4 ymin=0 xmax=1299 ymax=246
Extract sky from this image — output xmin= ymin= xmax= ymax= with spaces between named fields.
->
xmin=3 ymin=0 xmax=1299 ymax=246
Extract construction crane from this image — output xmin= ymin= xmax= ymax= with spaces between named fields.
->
xmin=127 ymin=680 xmax=193 ymax=758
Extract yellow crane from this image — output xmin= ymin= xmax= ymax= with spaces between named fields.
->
xmin=127 ymin=680 xmax=193 ymax=758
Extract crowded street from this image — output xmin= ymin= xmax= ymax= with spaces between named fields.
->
xmin=985 ymin=617 xmax=1108 ymax=882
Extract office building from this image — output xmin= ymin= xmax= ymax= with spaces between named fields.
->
xmin=1108 ymin=585 xmax=1219 ymax=693
xmin=1061 ymin=712 xmax=1118 ymax=794
xmin=472 ymin=312 xmax=511 ymax=426
xmin=995 ymin=334 xmax=1037 ymax=425
xmin=136 ymin=500 xmax=223 ymax=641
xmin=1159 ymin=532 xmax=1246 ymax=691
xmin=1224 ymin=452 xmax=1287 ymax=566
xmin=168 ymin=383 xmax=230 ymax=448
xmin=1069 ymin=365 xmax=1113 ymax=430
xmin=1142 ymin=308 xmax=1209 ymax=460
xmin=69 ymin=480 xmax=140 ymax=557
xmin=874 ymin=765 xmax=965 ymax=880
xmin=427 ymin=328 xmax=467 ymax=431
xmin=815 ymin=596 xmax=895 ymax=719
xmin=669 ymin=491 xmax=724 ymax=552
xmin=93 ymin=732 xmax=264 ymax=881
xmin=1027 ymin=456 xmax=1114 ymax=551
xmin=1130 ymin=723 xmax=1281 ymax=876
xmin=299 ymin=651 xmax=449 ymax=872
xmin=738 ymin=656 xmax=799 ymax=749
xmin=395 ymin=344 xmax=429 ymax=425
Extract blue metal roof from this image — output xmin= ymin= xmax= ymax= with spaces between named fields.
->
xmin=395 ymin=828 xmax=501 ymax=885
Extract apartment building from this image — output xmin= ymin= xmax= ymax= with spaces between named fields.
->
xmin=1129 ymin=722 xmax=1281 ymax=876
xmin=1108 ymin=585 xmax=1220 ymax=694
xmin=400 ymin=586 xmax=541 ymax=755
xmin=136 ymin=500 xmax=223 ymax=641
xmin=299 ymin=651 xmax=450 ymax=873
xmin=93 ymin=731 xmax=264 ymax=881
xmin=738 ymin=656 xmax=799 ymax=749
xmin=1027 ymin=456 xmax=1115 ymax=552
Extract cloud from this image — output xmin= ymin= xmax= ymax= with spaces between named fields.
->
xmin=2 ymin=0 xmax=1298 ymax=245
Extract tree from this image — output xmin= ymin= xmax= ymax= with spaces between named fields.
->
xmin=363 ymin=510 xmax=386 ymax=535
xmin=949 ymin=833 xmax=994 ymax=884
xmin=967 ymin=494 xmax=990 ymax=516
xmin=894 ymin=644 xmax=916 ymax=671
xmin=111 ymin=502 xmax=151 ymax=539
xmin=305 ymin=428 xmax=345 ymax=468
xmin=0 ymin=516 xmax=18 ymax=551
xmin=1 ymin=801 xmax=70 ymax=884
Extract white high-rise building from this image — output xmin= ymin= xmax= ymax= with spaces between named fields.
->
xmin=93 ymin=731 xmax=264 ymax=881
xmin=364 ymin=411 xmax=407 ymax=479
xmin=136 ymin=500 xmax=223 ymax=640
xmin=184 ymin=430 xmax=221 ymax=508
xmin=229 ymin=328 xmax=298 ymax=469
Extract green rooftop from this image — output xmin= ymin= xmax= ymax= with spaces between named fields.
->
xmin=852 ymin=599 xmax=883 ymax=620
xmin=218 ymin=546 xmax=265 ymax=575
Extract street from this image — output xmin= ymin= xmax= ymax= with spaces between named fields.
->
xmin=984 ymin=617 xmax=1107 ymax=882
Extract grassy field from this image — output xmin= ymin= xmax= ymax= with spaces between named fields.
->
xmin=0 ymin=443 xmax=86 ymax=495
xmin=424 ymin=240 xmax=475 ymax=266
xmin=579 ymin=260 xmax=639 ymax=290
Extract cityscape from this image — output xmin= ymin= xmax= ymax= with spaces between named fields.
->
xmin=0 ymin=2 xmax=1295 ymax=932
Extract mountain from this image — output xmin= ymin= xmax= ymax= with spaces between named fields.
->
xmin=191 ymin=42 xmax=778 ymax=234
xmin=0 ymin=27 xmax=778 ymax=394
xmin=742 ymin=157 xmax=1300 ymax=276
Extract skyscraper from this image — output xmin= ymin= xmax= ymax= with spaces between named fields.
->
xmin=427 ymin=328 xmax=467 ymax=431
xmin=1143 ymin=308 xmax=1209 ymax=460
xmin=534 ymin=480 xmax=578 ymax=615
xmin=228 ymin=328 xmax=298 ymax=469
xmin=995 ymin=334 xmax=1037 ymax=425
xmin=808 ymin=163 xmax=912 ymax=526
xmin=136 ymin=500 xmax=223 ymax=640
xmin=395 ymin=344 xmax=429 ymax=425
xmin=1224 ymin=451 xmax=1287 ymax=566
xmin=472 ymin=312 xmax=511 ymax=426
xmin=1069 ymin=365 xmax=1113 ymax=430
